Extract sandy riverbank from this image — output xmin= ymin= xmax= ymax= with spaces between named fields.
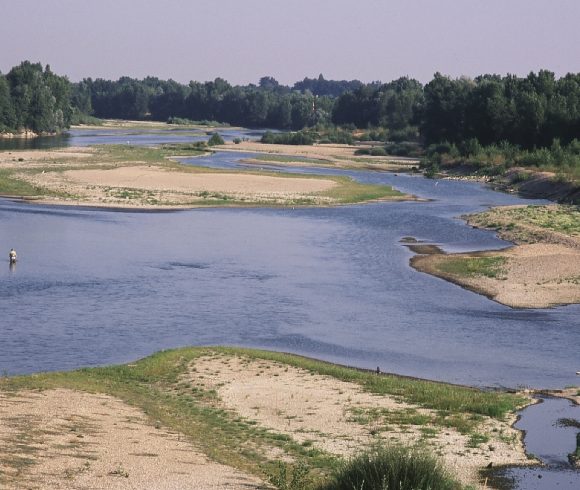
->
xmin=220 ymin=141 xmax=420 ymax=171
xmin=0 ymin=350 xmax=532 ymax=489
xmin=0 ymin=389 xmax=266 ymax=489
xmin=0 ymin=145 xmax=408 ymax=208
xmin=410 ymin=205 xmax=580 ymax=308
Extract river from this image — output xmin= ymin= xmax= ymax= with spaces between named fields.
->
xmin=0 ymin=127 xmax=578 ymax=488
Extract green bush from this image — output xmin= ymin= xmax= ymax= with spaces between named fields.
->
xmin=355 ymin=148 xmax=371 ymax=155
xmin=317 ymin=446 xmax=461 ymax=490
xmin=261 ymin=130 xmax=317 ymax=145
xmin=167 ymin=116 xmax=195 ymax=125
xmin=370 ymin=147 xmax=387 ymax=156
xmin=207 ymin=132 xmax=225 ymax=146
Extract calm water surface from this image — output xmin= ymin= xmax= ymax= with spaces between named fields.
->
xmin=493 ymin=397 xmax=579 ymax=489
xmin=1 ymin=149 xmax=579 ymax=389
xmin=1 ymin=130 xmax=578 ymax=489
xmin=0 ymin=127 xmax=269 ymax=150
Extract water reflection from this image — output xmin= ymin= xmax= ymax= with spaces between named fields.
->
xmin=0 ymin=133 xmax=71 ymax=150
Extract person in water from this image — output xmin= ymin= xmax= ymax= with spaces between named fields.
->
xmin=9 ymin=249 xmax=17 ymax=262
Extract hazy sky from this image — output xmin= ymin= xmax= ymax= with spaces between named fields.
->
xmin=2 ymin=0 xmax=579 ymax=85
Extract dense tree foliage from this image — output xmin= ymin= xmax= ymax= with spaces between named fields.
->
xmin=332 ymin=77 xmax=423 ymax=139
xmin=0 ymin=61 xmax=71 ymax=133
xmin=74 ymin=75 xmax=335 ymax=130
xmin=421 ymin=71 xmax=580 ymax=148
xmin=293 ymin=74 xmax=364 ymax=97
xmin=2 ymin=61 xmax=580 ymax=156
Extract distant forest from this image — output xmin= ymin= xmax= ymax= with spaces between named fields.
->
xmin=2 ymin=61 xmax=580 ymax=151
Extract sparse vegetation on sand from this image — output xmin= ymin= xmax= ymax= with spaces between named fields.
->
xmin=0 ymin=144 xmax=409 ymax=208
xmin=0 ymin=347 xmax=530 ymax=488
xmin=410 ymin=204 xmax=580 ymax=308
xmin=466 ymin=204 xmax=580 ymax=242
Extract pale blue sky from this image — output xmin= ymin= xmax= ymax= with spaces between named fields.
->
xmin=1 ymin=0 xmax=579 ymax=84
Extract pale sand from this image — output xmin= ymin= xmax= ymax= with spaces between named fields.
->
xmin=0 ymin=147 xmax=93 ymax=168
xmin=0 ymin=389 xmax=266 ymax=489
xmin=0 ymin=147 xmax=353 ymax=208
xmin=413 ymin=243 xmax=580 ymax=308
xmin=187 ymin=355 xmax=530 ymax=488
xmin=410 ymin=203 xmax=580 ymax=309
xmin=221 ymin=142 xmax=419 ymax=167
xmin=63 ymin=166 xmax=336 ymax=195
xmin=20 ymin=165 xmax=337 ymax=208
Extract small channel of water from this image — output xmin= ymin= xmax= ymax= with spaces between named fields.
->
xmin=490 ymin=397 xmax=579 ymax=489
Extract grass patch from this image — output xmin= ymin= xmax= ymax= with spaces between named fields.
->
xmin=320 ymin=175 xmax=406 ymax=204
xmin=436 ymin=256 xmax=506 ymax=279
xmin=468 ymin=205 xmax=580 ymax=239
xmin=467 ymin=433 xmax=489 ymax=448
xmin=0 ymin=169 xmax=44 ymax=196
xmin=317 ymin=445 xmax=462 ymax=490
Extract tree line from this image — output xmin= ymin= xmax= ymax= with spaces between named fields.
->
xmin=2 ymin=61 xmax=580 ymax=154
xmin=0 ymin=61 xmax=71 ymax=133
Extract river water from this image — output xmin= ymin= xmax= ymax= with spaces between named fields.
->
xmin=0 ymin=128 xmax=578 ymax=487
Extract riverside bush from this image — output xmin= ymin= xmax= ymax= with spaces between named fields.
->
xmin=317 ymin=446 xmax=461 ymax=490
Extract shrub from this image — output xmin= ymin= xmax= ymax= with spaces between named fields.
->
xmin=355 ymin=148 xmax=371 ymax=155
xmin=260 ymin=130 xmax=316 ymax=145
xmin=207 ymin=132 xmax=225 ymax=146
xmin=167 ymin=116 xmax=195 ymax=125
xmin=317 ymin=446 xmax=461 ymax=490
xmin=267 ymin=461 xmax=310 ymax=490
xmin=370 ymin=147 xmax=387 ymax=156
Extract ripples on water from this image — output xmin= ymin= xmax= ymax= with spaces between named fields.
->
xmin=2 ymin=129 xmax=579 ymax=489
xmin=0 ymin=132 xmax=579 ymax=391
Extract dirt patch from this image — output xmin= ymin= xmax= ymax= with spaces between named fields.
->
xmin=0 ymin=389 xmax=265 ymax=489
xmin=186 ymin=355 xmax=529 ymax=487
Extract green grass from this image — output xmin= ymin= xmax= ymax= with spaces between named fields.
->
xmin=0 ymin=169 xmax=45 ymax=196
xmin=316 ymin=445 xmax=463 ymax=490
xmin=346 ymin=406 xmax=484 ymax=436
xmin=467 ymin=433 xmax=490 ymax=448
xmin=469 ymin=205 xmax=580 ymax=238
xmin=320 ymin=175 xmax=405 ymax=204
xmin=436 ymin=256 xmax=506 ymax=279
